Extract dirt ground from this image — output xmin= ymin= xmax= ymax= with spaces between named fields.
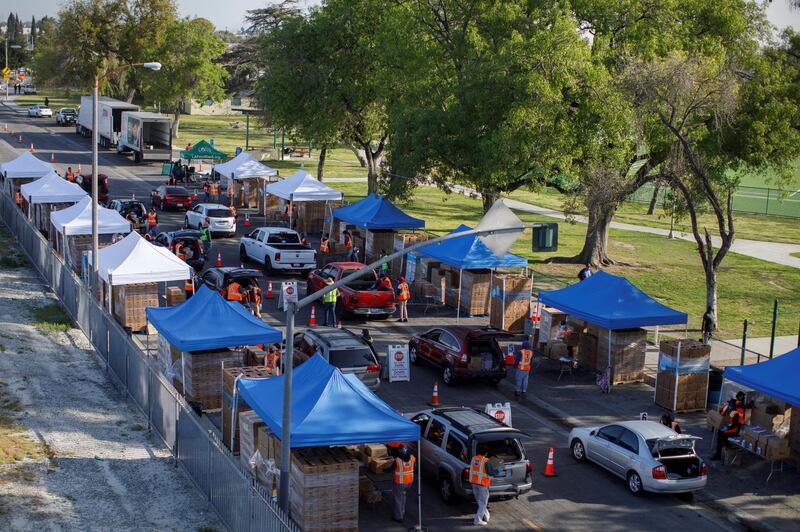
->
xmin=0 ymin=229 xmax=223 ymax=531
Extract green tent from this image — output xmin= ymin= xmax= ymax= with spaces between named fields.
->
xmin=179 ymin=140 xmax=227 ymax=160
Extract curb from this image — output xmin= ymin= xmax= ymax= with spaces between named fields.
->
xmin=496 ymin=373 xmax=778 ymax=532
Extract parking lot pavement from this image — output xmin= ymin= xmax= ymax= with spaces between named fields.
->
xmin=0 ymin=105 xmax=752 ymax=531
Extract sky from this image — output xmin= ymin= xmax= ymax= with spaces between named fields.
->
xmin=3 ymin=0 xmax=799 ymax=34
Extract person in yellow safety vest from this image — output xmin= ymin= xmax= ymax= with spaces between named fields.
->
xmin=469 ymin=454 xmax=493 ymax=526
xmin=14 ymin=191 xmax=23 ymax=206
xmin=319 ymin=233 xmax=330 ymax=254
xmin=396 ymin=276 xmax=410 ymax=323
xmin=226 ymin=281 xmax=243 ymax=302
xmin=514 ymin=340 xmax=533 ymax=400
xmin=322 ymin=277 xmax=338 ymax=327
xmin=382 ymin=445 xmax=415 ymax=523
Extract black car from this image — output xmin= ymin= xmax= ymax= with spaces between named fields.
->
xmin=153 ymin=230 xmax=206 ymax=272
xmin=197 ymin=267 xmax=264 ymax=304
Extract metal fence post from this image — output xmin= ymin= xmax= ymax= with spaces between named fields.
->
xmin=765 ymin=188 xmax=770 ymax=215
xmin=769 ymin=299 xmax=778 ymax=360
xmin=740 ymin=319 xmax=748 ymax=366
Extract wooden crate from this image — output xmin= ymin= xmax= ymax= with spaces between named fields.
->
xmin=489 ymin=274 xmax=532 ymax=333
xmin=597 ymin=328 xmax=647 ymax=384
xmin=183 ymin=349 xmax=243 ymax=410
xmin=654 ymin=340 xmax=710 ymax=411
xmin=289 ymin=447 xmax=360 ymax=532
xmin=222 ymin=366 xmax=276 ymax=452
xmin=112 ymin=282 xmax=159 ymax=331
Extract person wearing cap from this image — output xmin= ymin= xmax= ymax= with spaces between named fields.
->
xmin=712 ymin=391 xmax=747 ymax=460
xmin=396 ymin=276 xmax=410 ymax=322
xmin=513 ymin=340 xmax=534 ymax=399
xmin=322 ymin=277 xmax=339 ymax=327
xmin=383 ymin=444 xmax=415 ymax=523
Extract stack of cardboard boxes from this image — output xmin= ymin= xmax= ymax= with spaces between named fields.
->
xmin=183 ymin=349 xmax=243 ymax=409
xmin=489 ymin=274 xmax=532 ymax=333
xmin=238 ymin=410 xmax=265 ymax=467
xmin=392 ymin=232 xmax=428 ymax=276
xmin=655 ymin=339 xmax=711 ymax=412
xmin=448 ymin=270 xmax=491 ymax=315
xmin=598 ymin=328 xmax=647 ymax=384
xmin=112 ymin=282 xmax=159 ymax=331
xmin=222 ymin=365 xmax=276 ymax=453
xmin=165 ymin=286 xmax=185 ymax=306
xmin=365 ymin=229 xmax=395 ymax=262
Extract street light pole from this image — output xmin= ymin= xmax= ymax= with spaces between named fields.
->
xmin=277 ymin=220 xmax=528 ymax=511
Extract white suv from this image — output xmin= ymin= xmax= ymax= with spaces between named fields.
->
xmin=184 ymin=203 xmax=236 ymax=237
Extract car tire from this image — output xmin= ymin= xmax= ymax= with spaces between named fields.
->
xmin=438 ymin=473 xmax=457 ymax=505
xmin=627 ymin=471 xmax=644 ymax=496
xmin=239 ymin=246 xmax=248 ymax=263
xmin=571 ymin=439 xmax=587 ymax=463
xmin=442 ymin=364 xmax=455 ymax=386
xmin=409 ymin=345 xmax=420 ymax=365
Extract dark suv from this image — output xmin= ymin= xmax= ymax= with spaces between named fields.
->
xmin=153 ymin=230 xmax=206 ymax=271
xmin=293 ymin=327 xmax=381 ymax=390
xmin=409 ymin=407 xmax=532 ymax=503
xmin=408 ymin=326 xmax=511 ymax=386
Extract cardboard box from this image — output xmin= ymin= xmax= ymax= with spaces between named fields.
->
xmin=765 ymin=436 xmax=790 ymax=461
xmin=368 ymin=457 xmax=393 ymax=474
xmin=363 ymin=443 xmax=387 ymax=458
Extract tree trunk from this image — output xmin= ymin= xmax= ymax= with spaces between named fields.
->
xmin=705 ymin=265 xmax=718 ymax=332
xmin=317 ymin=144 xmax=328 ymax=181
xmin=481 ymin=191 xmax=497 ymax=213
xmin=172 ymin=111 xmax=181 ymax=140
xmin=125 ymin=88 xmax=136 ymax=104
xmin=647 ymin=184 xmax=661 ymax=215
xmin=573 ymin=204 xmax=615 ymax=266
xmin=348 ymin=144 xmax=367 ymax=168
xmin=365 ymin=149 xmax=378 ymax=194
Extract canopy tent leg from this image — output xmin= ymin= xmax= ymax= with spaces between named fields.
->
xmin=488 ymin=269 xmax=494 ymax=326
xmin=456 ymin=269 xmax=463 ymax=323
xmin=607 ymin=329 xmax=612 ymax=393
xmin=230 ymin=373 xmax=243 ymax=451
xmin=417 ymin=439 xmax=423 ymax=531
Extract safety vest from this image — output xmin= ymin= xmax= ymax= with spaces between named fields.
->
xmin=320 ymin=239 xmax=329 ymax=253
xmin=147 ymin=213 xmax=158 ymax=226
xmin=394 ymin=456 xmax=416 ymax=486
xmin=185 ymin=279 xmax=193 ymax=293
xmin=174 ymin=243 xmax=185 ymax=261
xmin=517 ymin=349 xmax=533 ymax=371
xmin=15 ymin=191 xmax=22 ymax=205
xmin=202 ymin=182 xmax=210 ymax=192
xmin=344 ymin=234 xmax=352 ymax=249
xmin=469 ymin=455 xmax=491 ymax=487
xmin=210 ymin=183 xmax=219 ymax=195
xmin=397 ymin=282 xmax=410 ymax=301
xmin=65 ymin=171 xmax=75 ymax=181
xmin=252 ymin=287 xmax=262 ymax=305
xmin=199 ymin=227 xmax=211 ymax=242
xmin=323 ymin=287 xmax=338 ymax=304
xmin=381 ymin=277 xmax=393 ymax=290
xmin=227 ymin=282 xmax=243 ymax=301
xmin=230 ymin=206 xmax=237 ymax=218
xmin=724 ymin=405 xmax=745 ymax=435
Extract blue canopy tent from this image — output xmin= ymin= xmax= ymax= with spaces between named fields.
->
xmin=236 ymin=354 xmax=419 ymax=447
xmin=539 ymin=271 xmax=687 ymax=389
xmin=145 ymin=285 xmax=282 ymax=351
xmin=723 ymin=347 xmax=800 ymax=406
xmin=417 ymin=224 xmax=528 ymax=319
xmin=332 ymin=193 xmax=425 ymax=230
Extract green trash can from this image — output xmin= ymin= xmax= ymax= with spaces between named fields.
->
xmin=532 ymin=223 xmax=558 ymax=252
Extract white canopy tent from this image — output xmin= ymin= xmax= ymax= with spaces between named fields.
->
xmin=50 ymin=197 xmax=132 ymax=236
xmin=1 ymin=151 xmax=56 ymax=195
xmin=21 ymin=171 xmax=88 ymax=204
xmin=215 ymin=152 xmax=278 ymax=187
xmin=265 ymin=167 xmax=343 ymax=229
xmin=95 ymin=232 xmax=192 ymax=285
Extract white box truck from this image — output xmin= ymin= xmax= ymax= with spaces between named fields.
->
xmin=117 ymin=112 xmax=173 ymax=163
xmin=76 ymin=96 xmax=139 ymax=148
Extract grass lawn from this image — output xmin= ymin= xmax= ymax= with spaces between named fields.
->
xmin=327 ymin=181 xmax=800 ymax=340
xmin=14 ymin=88 xmax=81 ymax=110
xmin=506 ymin=187 xmax=800 ymax=245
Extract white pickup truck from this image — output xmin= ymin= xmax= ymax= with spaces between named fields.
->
xmin=239 ymin=227 xmax=316 ymax=274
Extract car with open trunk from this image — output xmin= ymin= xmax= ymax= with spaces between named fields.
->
xmin=307 ymin=262 xmax=396 ymax=318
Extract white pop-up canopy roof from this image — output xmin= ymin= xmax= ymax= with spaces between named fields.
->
xmin=95 ymin=231 xmax=192 ymax=285
xmin=21 ymin=171 xmax=88 ymax=204
xmin=50 ymin=197 xmax=132 ymax=236
xmin=0 ymin=151 xmax=55 ymax=179
xmin=266 ymin=166 xmax=343 ymax=202
xmin=215 ymin=152 xmax=278 ymax=187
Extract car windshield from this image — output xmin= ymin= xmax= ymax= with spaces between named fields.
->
xmin=475 ymin=436 xmax=523 ymax=462
xmin=266 ymin=232 xmax=300 ymax=244
xmin=61 ymin=108 xmax=77 ymax=114
xmin=207 ymin=208 xmax=231 ymax=218
xmin=328 ymin=347 xmax=376 ymax=368
xmin=165 ymin=187 xmax=189 ymax=195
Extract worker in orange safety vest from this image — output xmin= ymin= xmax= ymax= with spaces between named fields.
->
xmin=226 ymin=281 xmax=243 ymax=302
xmin=343 ymin=230 xmax=352 ymax=250
xmin=15 ymin=191 xmax=23 ymax=206
xmin=514 ymin=340 xmax=534 ymax=400
xmin=469 ymin=454 xmax=493 ymax=525
xmin=319 ymin=233 xmax=330 ymax=254
xmin=65 ymin=167 xmax=75 ymax=181
xmin=383 ymin=444 xmax=416 ymax=523
xmin=712 ymin=391 xmax=747 ymax=460
xmin=396 ymin=277 xmax=410 ymax=322
xmin=249 ymin=284 xmax=262 ymax=318
xmin=146 ymin=208 xmax=158 ymax=238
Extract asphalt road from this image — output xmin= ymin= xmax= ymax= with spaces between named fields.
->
xmin=0 ymin=100 xmax=744 ymax=532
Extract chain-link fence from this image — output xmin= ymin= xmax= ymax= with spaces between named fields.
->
xmin=628 ymin=183 xmax=800 ymax=218
xmin=0 ymin=183 xmax=297 ymax=532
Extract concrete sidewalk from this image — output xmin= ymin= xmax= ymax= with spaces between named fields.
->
xmin=497 ymin=360 xmax=799 ymax=532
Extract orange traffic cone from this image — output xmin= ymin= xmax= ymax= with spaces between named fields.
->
xmin=18 ymin=135 xmax=22 ymax=144
xmin=28 ymin=143 xmax=34 ymax=152
xmin=244 ymin=213 xmax=251 ymax=227
xmin=50 ymin=152 xmax=56 ymax=162
xmin=337 ymin=319 xmax=343 ymax=329
xmin=309 ymin=306 xmax=317 ymax=327
xmin=77 ymin=163 xmax=82 ymax=174
xmin=544 ymin=447 xmax=556 ymax=477
xmin=216 ymin=252 xmax=222 ymax=267
xmin=429 ymin=381 xmax=440 ymax=407
xmin=3 ymin=124 xmax=6 ymax=131
xmin=193 ymin=190 xmax=198 ymax=202
xmin=240 ymin=262 xmax=244 ymax=268
xmin=199 ymin=160 xmax=204 ymax=172
xmin=266 ymin=280 xmax=273 ymax=299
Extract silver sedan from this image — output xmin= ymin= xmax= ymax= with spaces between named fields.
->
xmin=568 ymin=420 xmax=707 ymax=495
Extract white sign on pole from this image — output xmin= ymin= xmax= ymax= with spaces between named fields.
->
xmin=388 ymin=344 xmax=410 ymax=382
xmin=405 ymin=252 xmax=418 ymax=283
xmin=281 ymin=281 xmax=298 ymax=311
xmin=485 ymin=402 xmax=513 ymax=427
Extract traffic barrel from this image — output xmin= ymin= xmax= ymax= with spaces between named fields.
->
xmin=544 ymin=447 xmax=556 ymax=477
xmin=244 ymin=213 xmax=251 ymax=227
xmin=429 ymin=381 xmax=440 ymax=407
